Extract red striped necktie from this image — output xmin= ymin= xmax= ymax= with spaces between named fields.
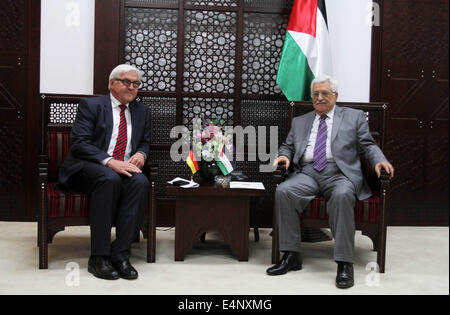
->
xmin=112 ymin=104 xmax=128 ymax=161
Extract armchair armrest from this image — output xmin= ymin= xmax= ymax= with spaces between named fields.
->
xmin=38 ymin=155 xmax=49 ymax=181
xmin=146 ymin=162 xmax=158 ymax=263
xmin=38 ymin=154 xmax=49 ymax=268
xmin=272 ymin=164 xmax=287 ymax=186
xmin=149 ymin=163 xmax=159 ymax=182
xmin=379 ymin=168 xmax=391 ymax=193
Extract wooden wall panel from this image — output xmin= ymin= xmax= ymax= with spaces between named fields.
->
xmin=0 ymin=0 xmax=41 ymax=221
xmin=371 ymin=0 xmax=449 ymax=225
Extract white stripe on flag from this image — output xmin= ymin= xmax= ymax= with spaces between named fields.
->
xmin=288 ymin=8 xmax=332 ymax=78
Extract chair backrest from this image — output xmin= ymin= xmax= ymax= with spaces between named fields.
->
xmin=41 ymin=94 xmax=95 ymax=182
xmin=289 ymin=101 xmax=389 ymax=151
xmin=289 ymin=101 xmax=390 ymax=191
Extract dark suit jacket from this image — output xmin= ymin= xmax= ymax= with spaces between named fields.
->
xmin=279 ymin=105 xmax=387 ymax=200
xmin=58 ymin=94 xmax=151 ymax=191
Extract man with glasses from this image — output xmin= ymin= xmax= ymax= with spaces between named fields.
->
xmin=58 ymin=64 xmax=150 ymax=280
xmin=267 ymin=75 xmax=394 ymax=288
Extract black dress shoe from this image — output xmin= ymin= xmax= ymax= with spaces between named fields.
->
xmin=266 ymin=251 xmax=302 ymax=276
xmin=336 ymin=262 xmax=354 ymax=289
xmin=112 ymin=260 xmax=138 ymax=280
xmin=88 ymin=256 xmax=119 ymax=280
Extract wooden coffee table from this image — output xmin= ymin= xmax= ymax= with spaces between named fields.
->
xmin=166 ymin=183 xmax=263 ymax=261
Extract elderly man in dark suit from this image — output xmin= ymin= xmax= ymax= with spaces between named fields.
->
xmin=267 ymin=75 xmax=394 ymax=288
xmin=58 ymin=64 xmax=151 ymax=280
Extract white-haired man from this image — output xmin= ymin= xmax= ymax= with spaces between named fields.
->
xmin=267 ymin=75 xmax=394 ymax=288
xmin=58 ymin=64 xmax=151 ymax=280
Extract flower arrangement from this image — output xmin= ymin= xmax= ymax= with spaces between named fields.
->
xmin=193 ymin=120 xmax=233 ymax=163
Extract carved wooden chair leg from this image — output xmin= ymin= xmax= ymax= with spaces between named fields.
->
xmin=200 ymin=232 xmax=206 ymax=243
xmin=254 ymin=227 xmax=260 ymax=242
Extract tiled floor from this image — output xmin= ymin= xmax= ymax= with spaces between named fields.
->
xmin=0 ymin=222 xmax=448 ymax=295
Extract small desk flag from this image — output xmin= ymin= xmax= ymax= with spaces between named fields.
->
xmin=217 ymin=144 xmax=234 ymax=176
xmin=186 ymin=150 xmax=199 ymax=174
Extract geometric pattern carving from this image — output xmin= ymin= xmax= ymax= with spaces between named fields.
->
xmin=49 ymin=97 xmax=178 ymax=145
xmin=139 ymin=96 xmax=177 ymax=144
xmin=0 ymin=0 xmax=25 ymax=51
xmin=241 ymin=99 xmax=290 ymax=146
xmin=148 ymin=150 xmax=192 ymax=198
xmin=242 ymin=13 xmax=289 ymax=95
xmin=49 ymin=102 xmax=79 ymax=124
xmin=182 ymin=97 xmax=234 ymax=127
xmin=184 ymin=10 xmax=237 ymax=94
xmin=116 ymin=1 xmax=321 ymax=209
xmin=186 ymin=0 xmax=237 ymax=6
xmin=124 ymin=8 xmax=178 ymax=92
xmin=129 ymin=0 xmax=177 ymax=4
xmin=244 ymin=0 xmax=294 ymax=9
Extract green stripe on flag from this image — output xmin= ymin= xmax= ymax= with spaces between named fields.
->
xmin=276 ymin=32 xmax=315 ymax=101
xmin=217 ymin=160 xmax=230 ymax=176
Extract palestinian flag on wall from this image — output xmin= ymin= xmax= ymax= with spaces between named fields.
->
xmin=276 ymin=0 xmax=333 ymax=101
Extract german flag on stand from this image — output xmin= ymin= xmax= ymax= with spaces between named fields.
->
xmin=186 ymin=150 xmax=199 ymax=174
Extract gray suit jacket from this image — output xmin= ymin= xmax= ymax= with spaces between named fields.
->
xmin=278 ymin=105 xmax=388 ymax=200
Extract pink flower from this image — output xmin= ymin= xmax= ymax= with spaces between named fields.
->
xmin=206 ymin=124 xmax=221 ymax=134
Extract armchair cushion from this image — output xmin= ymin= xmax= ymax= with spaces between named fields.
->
xmin=302 ymin=194 xmax=380 ymax=224
xmin=48 ymin=183 xmax=89 ymax=218
xmin=48 ymin=131 xmax=71 ymax=181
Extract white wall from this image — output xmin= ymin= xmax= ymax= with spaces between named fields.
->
xmin=326 ymin=0 xmax=373 ymax=102
xmin=40 ymin=0 xmax=95 ymax=95
xmin=40 ymin=0 xmax=373 ymax=101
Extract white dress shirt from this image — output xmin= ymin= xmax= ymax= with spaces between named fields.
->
xmin=301 ymin=105 xmax=335 ymax=164
xmin=101 ymin=94 xmax=133 ymax=165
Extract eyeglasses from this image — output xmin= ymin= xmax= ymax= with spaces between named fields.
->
xmin=115 ymin=78 xmax=142 ymax=89
xmin=312 ymin=91 xmax=335 ymax=98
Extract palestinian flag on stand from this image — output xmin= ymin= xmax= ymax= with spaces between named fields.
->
xmin=186 ymin=150 xmax=199 ymax=174
xmin=217 ymin=143 xmax=233 ymax=176
xmin=276 ymin=0 xmax=333 ymax=101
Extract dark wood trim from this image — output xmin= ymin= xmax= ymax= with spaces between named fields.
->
xmin=242 ymin=7 xmax=292 ymax=14
xmin=94 ymin=0 xmax=122 ymax=94
xmin=182 ymin=92 xmax=235 ymax=99
xmin=175 ymin=0 xmax=185 ymax=126
xmin=184 ymin=5 xmax=239 ymax=12
xmin=26 ymin=0 xmax=42 ymax=221
xmin=241 ymin=94 xmax=287 ymax=101
xmin=119 ymin=0 xmax=126 ymax=65
xmin=233 ymin=0 xmax=244 ymax=126
xmin=370 ymin=0 xmax=383 ymax=102
xmin=125 ymin=2 xmax=178 ymax=9
xmin=369 ymin=0 xmax=448 ymax=226
xmin=123 ymin=1 xmax=292 ymax=14
xmin=138 ymin=91 xmax=177 ymax=98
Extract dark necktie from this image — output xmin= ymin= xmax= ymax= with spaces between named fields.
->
xmin=112 ymin=104 xmax=128 ymax=161
xmin=313 ymin=115 xmax=327 ymax=172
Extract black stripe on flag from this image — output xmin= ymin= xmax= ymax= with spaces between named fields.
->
xmin=318 ymin=0 xmax=328 ymax=28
